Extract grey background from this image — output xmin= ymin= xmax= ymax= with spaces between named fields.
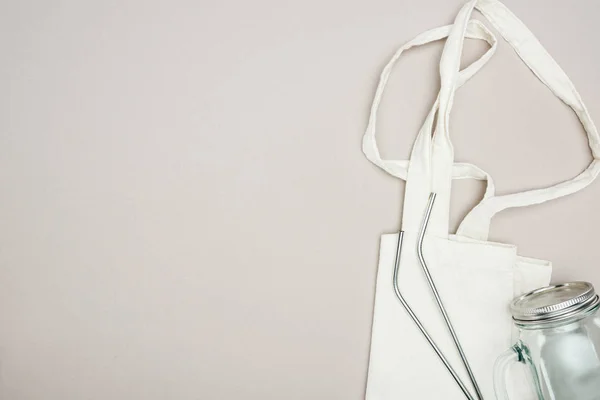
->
xmin=1 ymin=0 xmax=599 ymax=399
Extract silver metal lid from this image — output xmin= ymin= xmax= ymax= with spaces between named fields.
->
xmin=511 ymin=282 xmax=600 ymax=325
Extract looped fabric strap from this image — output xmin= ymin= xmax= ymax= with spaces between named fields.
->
xmin=362 ymin=20 xmax=498 ymax=195
xmin=432 ymin=0 xmax=600 ymax=240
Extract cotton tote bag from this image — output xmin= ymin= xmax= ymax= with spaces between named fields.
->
xmin=362 ymin=1 xmax=600 ymax=399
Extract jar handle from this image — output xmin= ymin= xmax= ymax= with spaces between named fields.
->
xmin=493 ymin=344 xmax=523 ymax=400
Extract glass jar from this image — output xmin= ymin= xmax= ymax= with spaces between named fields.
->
xmin=494 ymin=282 xmax=600 ymax=400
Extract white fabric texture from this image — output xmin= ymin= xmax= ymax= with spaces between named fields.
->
xmin=362 ymin=0 xmax=599 ymax=399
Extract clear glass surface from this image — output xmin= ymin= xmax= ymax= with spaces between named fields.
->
xmin=494 ymin=306 xmax=600 ymax=400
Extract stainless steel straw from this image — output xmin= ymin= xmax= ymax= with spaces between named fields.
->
xmin=392 ymin=192 xmax=482 ymax=400
xmin=417 ymin=193 xmax=483 ymax=399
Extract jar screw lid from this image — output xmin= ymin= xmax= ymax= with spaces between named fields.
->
xmin=511 ymin=281 xmax=599 ymax=325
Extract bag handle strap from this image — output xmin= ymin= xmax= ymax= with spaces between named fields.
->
xmin=433 ymin=0 xmax=600 ymax=240
xmin=363 ymin=20 xmax=498 ymax=194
